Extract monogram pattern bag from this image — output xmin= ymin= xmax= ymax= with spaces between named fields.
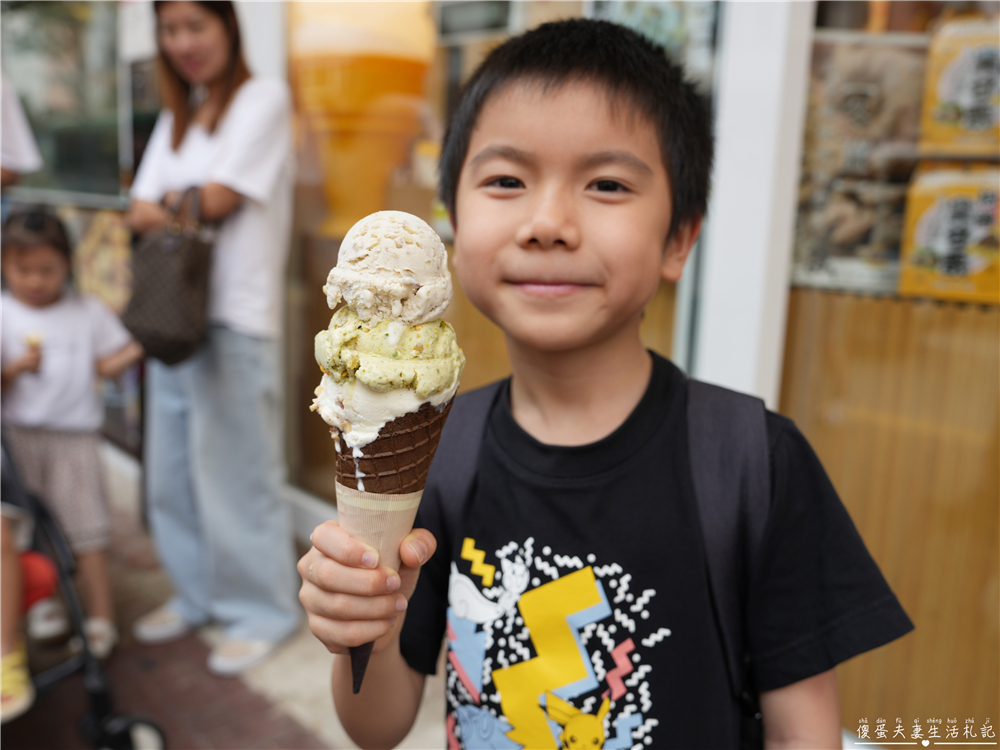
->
xmin=123 ymin=188 xmax=214 ymax=365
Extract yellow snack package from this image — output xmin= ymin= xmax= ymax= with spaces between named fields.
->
xmin=918 ymin=18 xmax=1000 ymax=157
xmin=898 ymin=165 xmax=999 ymax=304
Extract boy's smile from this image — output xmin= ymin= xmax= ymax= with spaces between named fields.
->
xmin=453 ymin=80 xmax=696 ymax=355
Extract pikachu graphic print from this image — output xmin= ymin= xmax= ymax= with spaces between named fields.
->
xmin=445 ymin=536 xmax=669 ymax=750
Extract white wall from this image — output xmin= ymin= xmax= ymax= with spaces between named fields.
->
xmin=692 ymin=1 xmax=815 ymax=409
xmin=119 ymin=1 xmax=157 ymax=64
xmin=235 ymin=1 xmax=286 ymax=80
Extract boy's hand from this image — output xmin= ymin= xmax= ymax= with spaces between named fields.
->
xmin=298 ymin=521 xmax=436 ymax=656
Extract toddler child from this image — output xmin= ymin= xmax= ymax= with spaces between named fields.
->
xmin=1 ymin=208 xmax=143 ymax=660
xmin=298 ymin=19 xmax=913 ymax=750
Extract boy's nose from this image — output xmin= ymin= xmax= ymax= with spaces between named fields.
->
xmin=515 ymin=191 xmax=581 ymax=250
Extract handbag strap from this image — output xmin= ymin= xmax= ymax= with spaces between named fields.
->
xmin=164 ymin=187 xmax=203 ymax=225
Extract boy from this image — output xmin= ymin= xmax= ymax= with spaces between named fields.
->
xmin=298 ymin=19 xmax=912 ymax=750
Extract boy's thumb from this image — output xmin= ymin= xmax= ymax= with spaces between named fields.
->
xmin=399 ymin=528 xmax=436 ymax=572
xmin=408 ymin=538 xmax=429 ymax=566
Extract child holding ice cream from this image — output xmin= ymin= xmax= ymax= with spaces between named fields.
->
xmin=298 ymin=19 xmax=912 ymax=750
xmin=1 ymin=208 xmax=142 ymax=659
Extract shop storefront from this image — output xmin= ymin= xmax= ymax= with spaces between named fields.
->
xmin=777 ymin=2 xmax=999 ymax=730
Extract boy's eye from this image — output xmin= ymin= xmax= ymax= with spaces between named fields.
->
xmin=487 ymin=176 xmax=524 ymax=190
xmin=591 ymin=179 xmax=627 ymax=192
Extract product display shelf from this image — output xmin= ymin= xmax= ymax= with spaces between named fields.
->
xmin=780 ymin=286 xmax=999 ymax=723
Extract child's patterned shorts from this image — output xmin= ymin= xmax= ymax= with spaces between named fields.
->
xmin=5 ymin=425 xmax=110 ymax=554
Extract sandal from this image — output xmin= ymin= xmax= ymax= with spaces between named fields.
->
xmin=68 ymin=618 xmax=119 ymax=660
xmin=1 ymin=643 xmax=35 ymax=723
xmin=26 ymin=598 xmax=69 ymax=641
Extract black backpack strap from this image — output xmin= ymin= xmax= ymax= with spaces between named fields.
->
xmin=425 ymin=381 xmax=505 ymax=532
xmin=687 ymin=380 xmax=771 ymax=714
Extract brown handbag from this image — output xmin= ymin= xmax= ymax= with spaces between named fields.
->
xmin=122 ymin=188 xmax=214 ymax=365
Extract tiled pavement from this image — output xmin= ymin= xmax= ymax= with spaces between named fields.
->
xmin=1 ymin=504 xmax=331 ymax=750
xmin=3 ymin=633 xmax=329 ymax=750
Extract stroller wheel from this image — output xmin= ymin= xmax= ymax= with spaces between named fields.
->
xmin=95 ymin=715 xmax=166 ymax=750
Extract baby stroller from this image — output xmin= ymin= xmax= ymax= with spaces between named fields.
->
xmin=1 ymin=435 xmax=166 ymax=750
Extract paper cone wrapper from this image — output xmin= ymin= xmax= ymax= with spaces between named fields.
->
xmin=337 ymin=481 xmax=423 ymax=694
xmin=334 ymin=482 xmax=424 ymax=575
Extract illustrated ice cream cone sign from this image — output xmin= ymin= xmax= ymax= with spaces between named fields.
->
xmin=288 ymin=2 xmax=435 ymax=238
xmin=311 ymin=211 xmax=465 ymax=692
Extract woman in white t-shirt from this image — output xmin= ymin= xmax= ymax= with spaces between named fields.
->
xmin=127 ymin=0 xmax=299 ymax=676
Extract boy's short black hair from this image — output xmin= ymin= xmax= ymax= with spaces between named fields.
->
xmin=1 ymin=207 xmax=72 ymax=261
xmin=439 ymin=18 xmax=714 ymax=239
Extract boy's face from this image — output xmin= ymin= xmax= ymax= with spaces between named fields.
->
xmin=453 ymin=80 xmax=699 ymax=354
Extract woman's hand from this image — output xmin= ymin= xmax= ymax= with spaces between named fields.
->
xmin=127 ymin=200 xmax=171 ymax=235
xmin=199 ymin=183 xmax=241 ymax=221
xmin=162 ymin=190 xmax=183 ymax=210
xmin=128 ymin=182 xmax=243 ymax=236
xmin=298 ymin=521 xmax=436 ymax=655
xmin=167 ymin=184 xmax=243 ymax=222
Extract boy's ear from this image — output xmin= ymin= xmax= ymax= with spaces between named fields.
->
xmin=660 ymin=216 xmax=703 ymax=283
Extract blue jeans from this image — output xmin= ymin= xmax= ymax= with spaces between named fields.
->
xmin=145 ymin=325 xmax=300 ymax=641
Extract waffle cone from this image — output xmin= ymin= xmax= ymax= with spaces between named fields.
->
xmin=334 ymin=399 xmax=453 ymax=495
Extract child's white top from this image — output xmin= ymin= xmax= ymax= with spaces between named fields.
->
xmin=1 ymin=291 xmax=131 ymax=432
xmin=130 ymin=77 xmax=294 ymax=339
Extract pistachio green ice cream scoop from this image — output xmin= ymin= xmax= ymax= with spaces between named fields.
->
xmin=315 ymin=306 xmax=464 ymax=401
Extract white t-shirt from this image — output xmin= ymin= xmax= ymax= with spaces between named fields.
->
xmin=130 ymin=77 xmax=294 ymax=338
xmin=1 ymin=75 xmax=43 ymax=174
xmin=1 ymin=291 xmax=132 ymax=432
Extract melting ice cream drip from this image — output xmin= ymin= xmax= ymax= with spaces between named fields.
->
xmin=353 ymin=447 xmax=366 ymax=493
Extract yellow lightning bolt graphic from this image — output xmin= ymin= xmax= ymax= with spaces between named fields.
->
xmin=460 ymin=538 xmax=495 ymax=587
xmin=492 ymin=567 xmax=603 ymax=749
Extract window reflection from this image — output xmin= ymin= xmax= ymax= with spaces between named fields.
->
xmin=1 ymin=1 xmax=122 ymax=196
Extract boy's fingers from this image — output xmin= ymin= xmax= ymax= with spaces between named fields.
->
xmin=308 ymin=521 xmax=379 ymax=568
xmin=299 ymin=582 xmax=406 ymax=623
xmin=299 ymin=549 xmax=400 ymax=597
xmin=399 ymin=528 xmax=437 ymax=571
xmin=305 ymin=612 xmax=398 ymax=654
xmin=396 ymin=528 xmax=437 ymax=599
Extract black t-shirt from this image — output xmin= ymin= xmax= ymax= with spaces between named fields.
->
xmin=401 ymin=354 xmax=912 ymax=750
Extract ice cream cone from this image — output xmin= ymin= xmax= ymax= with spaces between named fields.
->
xmin=334 ymin=400 xmax=452 ymax=495
xmin=349 ymin=641 xmax=374 ymax=695
xmin=334 ymin=399 xmax=454 ymax=693
xmin=311 ymin=211 xmax=463 ymax=695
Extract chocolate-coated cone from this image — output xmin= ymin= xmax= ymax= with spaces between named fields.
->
xmin=335 ymin=400 xmax=452 ymax=494
xmin=350 ymin=642 xmax=375 ymax=694
xmin=336 ymin=398 xmax=455 ymax=693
